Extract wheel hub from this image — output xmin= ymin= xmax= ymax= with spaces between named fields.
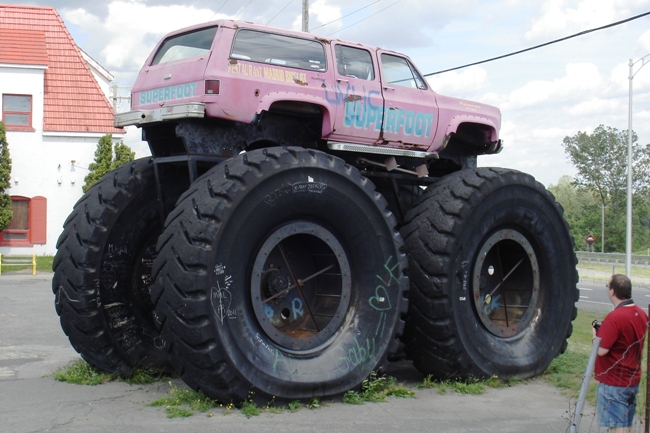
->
xmin=265 ymin=270 xmax=290 ymax=297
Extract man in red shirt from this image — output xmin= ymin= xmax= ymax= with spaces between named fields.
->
xmin=593 ymin=274 xmax=648 ymax=432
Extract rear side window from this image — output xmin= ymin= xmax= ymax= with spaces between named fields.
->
xmin=231 ymin=29 xmax=326 ymax=72
xmin=152 ymin=26 xmax=218 ymax=65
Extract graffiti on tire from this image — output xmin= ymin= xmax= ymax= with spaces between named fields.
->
xmin=211 ymin=263 xmax=236 ymax=324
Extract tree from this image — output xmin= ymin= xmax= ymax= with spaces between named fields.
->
xmin=112 ymin=141 xmax=135 ymax=170
xmin=0 ymin=121 xmax=12 ymax=231
xmin=562 ymin=125 xmax=650 ymax=252
xmin=548 ymin=175 xmax=598 ymax=250
xmin=83 ymin=134 xmax=135 ymax=193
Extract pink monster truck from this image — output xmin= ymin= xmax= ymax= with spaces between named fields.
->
xmin=53 ymin=20 xmax=577 ymax=404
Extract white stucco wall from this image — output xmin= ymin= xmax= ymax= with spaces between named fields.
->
xmin=0 ymin=63 xmax=124 ymax=256
xmin=5 ymin=133 xmax=115 ymax=255
xmin=0 ymin=64 xmax=45 ymax=124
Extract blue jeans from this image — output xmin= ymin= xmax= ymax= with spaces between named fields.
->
xmin=597 ymin=382 xmax=639 ymax=428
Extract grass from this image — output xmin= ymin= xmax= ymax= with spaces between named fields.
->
xmin=35 ymin=255 xmax=54 ymax=272
xmin=53 ymin=359 xmax=116 ymax=386
xmin=149 ymin=383 xmax=219 ymax=418
xmin=342 ymin=371 xmax=415 ymax=404
xmin=417 ymin=374 xmax=510 ymax=395
xmin=53 ymin=358 xmax=168 ymax=386
xmin=148 ymin=386 xmax=327 ymax=418
xmin=286 ymin=400 xmax=302 ymax=412
xmin=0 ymin=254 xmax=54 ymax=274
xmin=577 ymin=261 xmax=650 ymax=279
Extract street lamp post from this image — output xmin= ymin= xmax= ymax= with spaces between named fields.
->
xmin=626 ymin=54 xmax=650 ymax=277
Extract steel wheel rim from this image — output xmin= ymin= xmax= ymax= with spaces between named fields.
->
xmin=251 ymin=221 xmax=351 ymax=351
xmin=472 ymin=229 xmax=540 ymax=338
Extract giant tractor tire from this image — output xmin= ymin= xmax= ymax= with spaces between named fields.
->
xmin=150 ymin=147 xmax=408 ymax=403
xmin=400 ymin=167 xmax=578 ymax=380
xmin=52 ymin=158 xmax=173 ymax=376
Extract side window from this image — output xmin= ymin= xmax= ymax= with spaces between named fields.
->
xmin=335 ymin=45 xmax=374 ymax=80
xmin=151 ymin=26 xmax=218 ymax=65
xmin=0 ymin=196 xmax=46 ymax=246
xmin=2 ymin=94 xmax=33 ymax=130
xmin=231 ymin=30 xmax=326 ymax=72
xmin=380 ymin=54 xmax=427 ymax=90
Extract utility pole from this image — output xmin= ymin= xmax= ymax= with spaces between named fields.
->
xmin=111 ymin=83 xmax=131 ymax=113
xmin=302 ymin=0 xmax=309 ymax=32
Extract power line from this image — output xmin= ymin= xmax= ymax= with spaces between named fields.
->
xmin=326 ymin=0 xmax=402 ymax=36
xmin=216 ymin=0 xmax=230 ymax=14
xmin=234 ymin=0 xmax=255 ymax=20
xmin=311 ymin=0 xmax=381 ymax=31
xmin=267 ymin=0 xmax=294 ymax=25
xmin=425 ymin=10 xmax=650 ymax=77
xmin=209 ymin=0 xmax=230 ymax=21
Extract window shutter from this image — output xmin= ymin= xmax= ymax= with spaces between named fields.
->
xmin=30 ymin=196 xmax=47 ymax=244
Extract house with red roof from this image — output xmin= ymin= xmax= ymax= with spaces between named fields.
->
xmin=0 ymin=4 xmax=124 ymax=255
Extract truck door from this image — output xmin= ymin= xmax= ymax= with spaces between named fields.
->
xmin=328 ymin=44 xmax=383 ymax=144
xmin=378 ymin=52 xmax=438 ymax=150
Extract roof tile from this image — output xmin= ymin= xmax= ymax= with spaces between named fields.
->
xmin=0 ymin=4 xmax=123 ymax=134
xmin=0 ymin=28 xmax=49 ymax=66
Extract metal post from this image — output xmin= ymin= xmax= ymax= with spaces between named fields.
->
xmin=570 ymin=336 xmax=601 ymax=432
xmin=302 ymin=0 xmax=309 ymax=32
xmin=112 ymin=83 xmax=118 ymax=113
xmin=627 ymin=59 xmax=634 ymax=278
xmin=627 ymin=54 xmax=650 ymax=277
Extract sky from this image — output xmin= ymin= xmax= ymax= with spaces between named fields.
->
xmin=15 ymin=0 xmax=650 ymax=186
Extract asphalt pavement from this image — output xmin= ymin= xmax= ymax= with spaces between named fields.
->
xmin=577 ymin=267 xmax=650 ymax=313
xmin=0 ymin=271 xmax=593 ymax=433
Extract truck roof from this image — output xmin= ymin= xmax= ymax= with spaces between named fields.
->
xmin=152 ymin=19 xmax=407 ymax=63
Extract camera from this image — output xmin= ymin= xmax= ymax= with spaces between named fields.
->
xmin=592 ymin=320 xmax=602 ymax=331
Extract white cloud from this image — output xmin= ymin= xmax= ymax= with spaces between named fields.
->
xmin=641 ymin=30 xmax=650 ymax=52
xmin=566 ymin=98 xmax=620 ymax=117
xmin=294 ymin=0 xmax=342 ymax=32
xmin=426 ymin=66 xmax=488 ymax=95
xmin=504 ymin=63 xmax=602 ymax=109
xmin=63 ymin=1 xmax=219 ymax=74
xmin=525 ymin=0 xmax=648 ymax=42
